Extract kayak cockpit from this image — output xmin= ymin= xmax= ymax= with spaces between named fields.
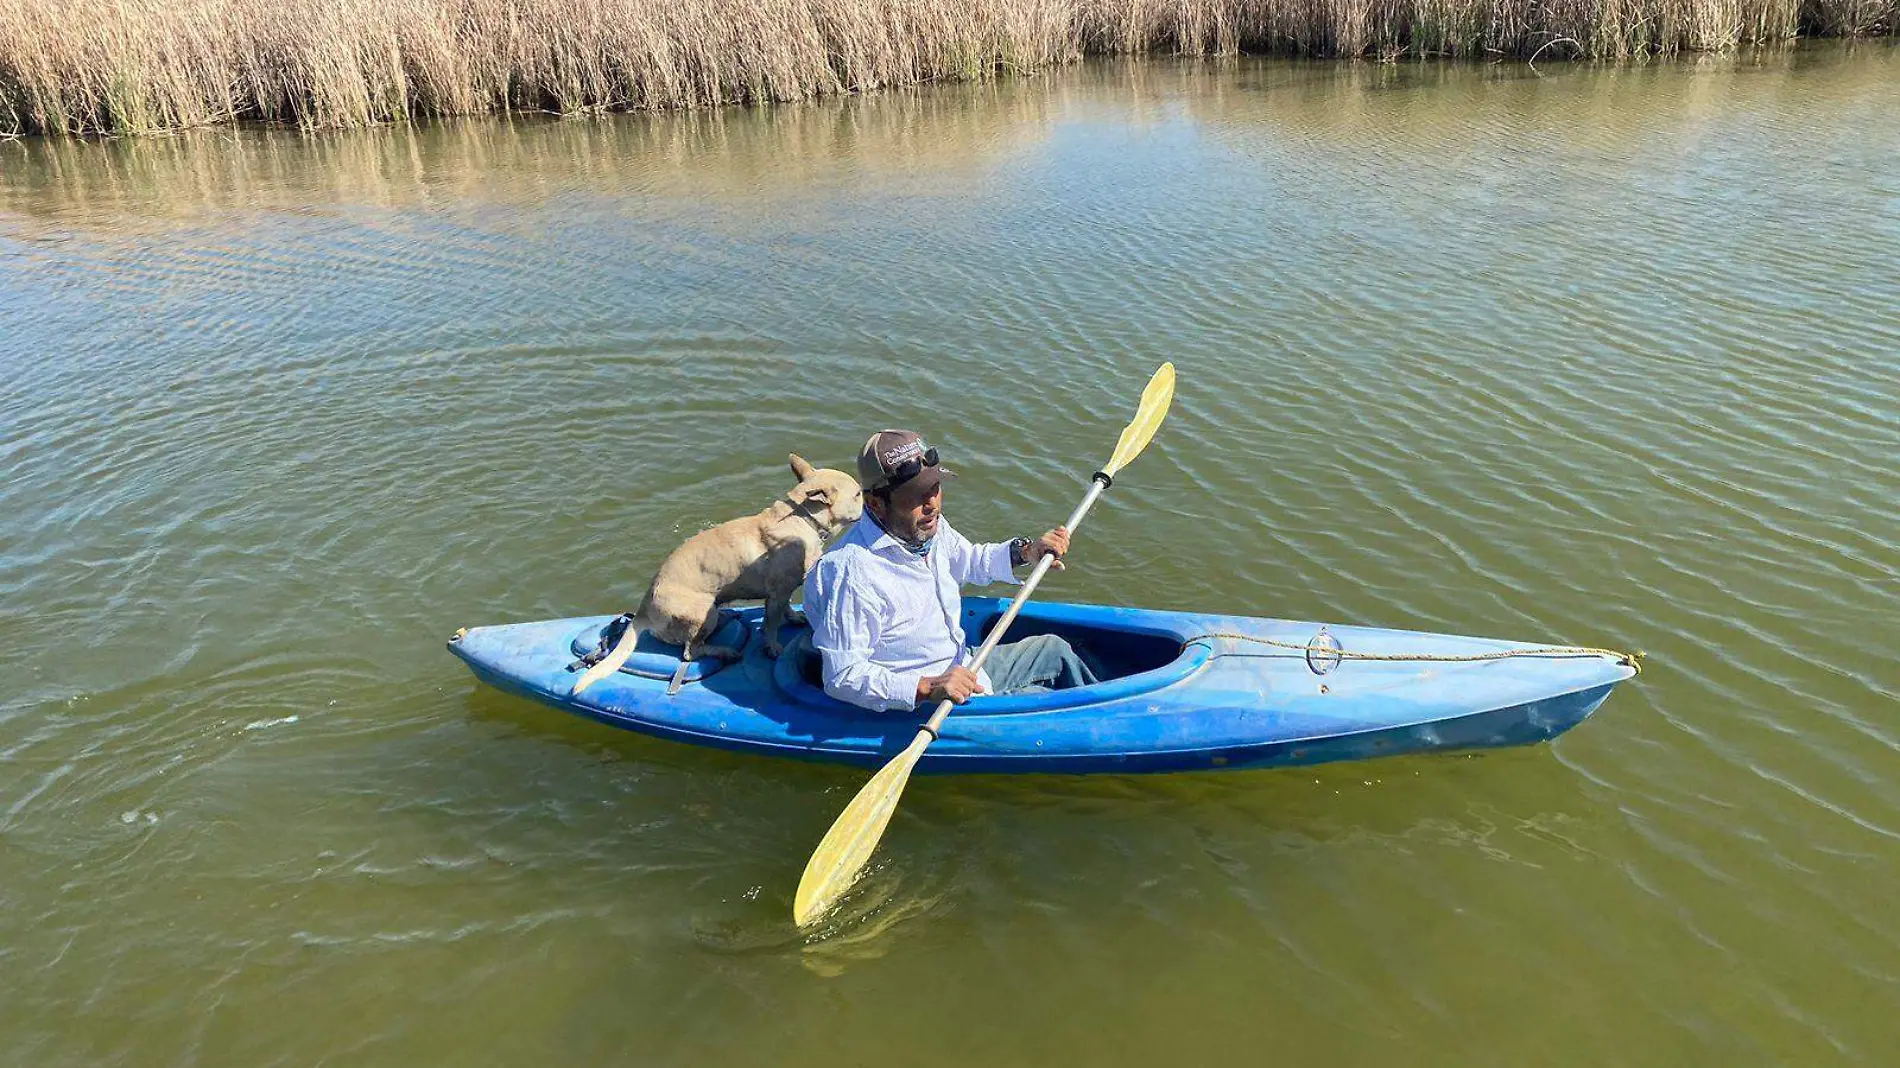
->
xmin=772 ymin=600 xmax=1213 ymax=715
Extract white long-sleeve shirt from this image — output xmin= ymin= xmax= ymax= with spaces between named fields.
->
xmin=803 ymin=513 xmax=1019 ymax=711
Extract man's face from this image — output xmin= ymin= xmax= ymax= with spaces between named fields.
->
xmin=869 ymin=477 xmax=944 ymax=544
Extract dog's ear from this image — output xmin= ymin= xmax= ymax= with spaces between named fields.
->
xmin=789 ymin=454 xmax=817 ymax=482
xmin=799 ymin=487 xmax=831 ymax=509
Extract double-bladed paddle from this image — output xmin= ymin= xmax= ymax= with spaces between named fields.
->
xmin=793 ymin=363 xmax=1177 ymax=927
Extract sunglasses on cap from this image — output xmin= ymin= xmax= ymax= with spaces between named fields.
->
xmin=883 ymin=445 xmax=941 ymax=490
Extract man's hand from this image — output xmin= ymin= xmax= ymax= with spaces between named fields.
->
xmin=919 ymin=665 xmax=985 ymax=705
xmin=1024 ymin=526 xmax=1070 ymax=571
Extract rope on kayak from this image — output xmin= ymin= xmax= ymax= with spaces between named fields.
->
xmin=1184 ymin=632 xmax=1644 ymax=674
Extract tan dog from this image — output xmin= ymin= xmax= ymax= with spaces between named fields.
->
xmin=571 ymin=454 xmax=863 ymax=695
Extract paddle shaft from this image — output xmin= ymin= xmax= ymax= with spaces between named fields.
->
xmin=922 ymin=474 xmax=1110 ymax=734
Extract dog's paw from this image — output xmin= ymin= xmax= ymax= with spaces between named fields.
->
xmin=764 ymin=641 xmax=783 ymax=660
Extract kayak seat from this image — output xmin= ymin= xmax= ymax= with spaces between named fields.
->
xmin=567 ymin=613 xmax=749 ymax=684
xmin=792 ymin=631 xmax=826 ymax=687
xmin=770 ymin=628 xmax=830 ymax=689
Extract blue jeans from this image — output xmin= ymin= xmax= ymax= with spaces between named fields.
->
xmin=983 ymin=634 xmax=1097 ymax=696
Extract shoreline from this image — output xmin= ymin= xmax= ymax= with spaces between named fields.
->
xmin=2 ymin=0 xmax=1895 ymax=138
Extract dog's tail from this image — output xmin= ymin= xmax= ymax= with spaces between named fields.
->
xmin=571 ymin=623 xmax=644 ymax=696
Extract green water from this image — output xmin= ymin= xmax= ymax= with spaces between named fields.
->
xmin=3 ymin=45 xmax=1898 ymax=1066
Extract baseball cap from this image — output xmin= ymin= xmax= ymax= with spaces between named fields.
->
xmin=856 ymin=429 xmax=956 ymax=494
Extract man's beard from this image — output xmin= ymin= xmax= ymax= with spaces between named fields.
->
xmin=872 ymin=508 xmax=934 ymax=554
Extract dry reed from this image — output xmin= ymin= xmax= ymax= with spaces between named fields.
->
xmin=1 ymin=0 xmax=1893 ymax=135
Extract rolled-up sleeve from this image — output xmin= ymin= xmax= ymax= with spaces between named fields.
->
xmin=805 ymin=559 xmax=924 ymax=712
xmin=940 ymin=521 xmax=1018 ymax=587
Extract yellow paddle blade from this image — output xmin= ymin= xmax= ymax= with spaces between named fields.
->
xmin=1102 ymin=362 xmax=1176 ymax=477
xmin=794 ymin=730 xmax=931 ymax=927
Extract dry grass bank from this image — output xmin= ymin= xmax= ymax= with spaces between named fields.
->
xmin=1 ymin=0 xmax=1894 ymax=135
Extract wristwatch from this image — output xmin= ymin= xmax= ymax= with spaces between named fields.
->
xmin=1009 ymin=536 xmax=1032 ymax=567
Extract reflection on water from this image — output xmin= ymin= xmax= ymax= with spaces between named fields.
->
xmin=0 ymin=82 xmax=1059 ymax=226
xmin=7 ymin=48 xmax=1895 ymax=233
xmin=2 ymin=43 xmax=1899 ymax=1068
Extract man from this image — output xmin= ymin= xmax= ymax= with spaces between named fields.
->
xmin=803 ymin=430 xmax=1098 ymax=712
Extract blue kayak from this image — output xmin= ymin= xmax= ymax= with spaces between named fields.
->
xmin=447 ymin=598 xmax=1636 ymax=774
